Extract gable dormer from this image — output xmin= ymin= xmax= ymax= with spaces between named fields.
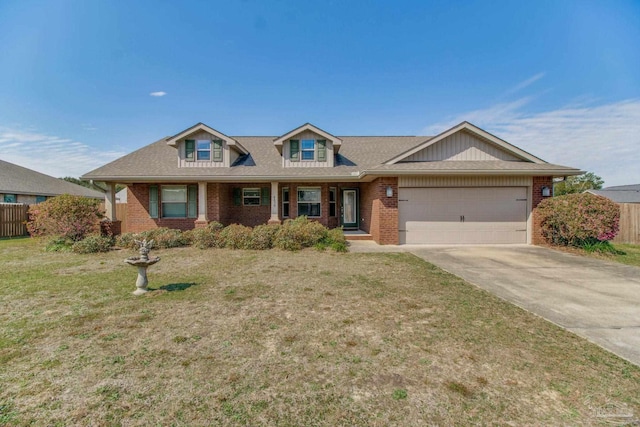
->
xmin=166 ymin=123 xmax=249 ymax=168
xmin=386 ymin=121 xmax=545 ymax=164
xmin=273 ymin=123 xmax=342 ymax=168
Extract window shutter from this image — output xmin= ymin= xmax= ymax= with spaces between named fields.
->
xmin=290 ymin=139 xmax=299 ymax=162
xmin=212 ymin=139 xmax=223 ymax=162
xmin=149 ymin=185 xmax=159 ymax=218
xmin=261 ymin=187 xmax=270 ymax=206
xmin=233 ymin=187 xmax=241 ymax=206
xmin=187 ymin=185 xmax=197 ymax=218
xmin=317 ymin=140 xmax=327 ymax=162
xmin=185 ymin=140 xmax=195 ymax=162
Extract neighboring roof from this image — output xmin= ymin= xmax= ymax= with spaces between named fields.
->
xmin=116 ymin=188 xmax=127 ymax=203
xmin=385 ymin=121 xmax=546 ymax=164
xmin=587 ymin=185 xmax=640 ymax=203
xmin=82 ymin=122 xmax=582 ymax=182
xmin=0 ymin=159 xmax=105 ymax=199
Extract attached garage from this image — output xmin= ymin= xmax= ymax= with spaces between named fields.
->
xmin=398 ymin=185 xmax=529 ymax=244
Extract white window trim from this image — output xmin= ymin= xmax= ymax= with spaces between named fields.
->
xmin=282 ymin=187 xmax=290 ymax=217
xmin=161 ymin=185 xmax=187 ymax=218
xmin=301 ymin=139 xmax=315 ymax=161
xmin=297 ymin=186 xmax=321 ymax=217
xmin=243 ymin=188 xmax=261 ymax=206
xmin=196 ymin=140 xmax=211 ymax=161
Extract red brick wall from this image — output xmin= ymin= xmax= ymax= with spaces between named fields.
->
xmin=532 ymin=176 xmax=553 ymax=245
xmin=360 ymin=178 xmax=398 ymax=245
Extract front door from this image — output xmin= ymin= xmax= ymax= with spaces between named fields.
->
xmin=341 ymin=189 xmax=359 ymax=229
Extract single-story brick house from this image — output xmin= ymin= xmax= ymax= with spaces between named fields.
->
xmin=82 ymin=121 xmax=581 ymax=245
xmin=1 ymin=158 xmax=104 ymax=204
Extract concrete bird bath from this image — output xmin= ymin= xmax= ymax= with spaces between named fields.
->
xmin=125 ymin=239 xmax=160 ymax=295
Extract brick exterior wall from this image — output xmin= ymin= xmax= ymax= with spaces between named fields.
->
xmin=531 ymin=176 xmax=553 ymax=245
xmin=360 ymin=177 xmax=398 ymax=245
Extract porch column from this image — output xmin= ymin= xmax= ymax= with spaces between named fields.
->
xmin=102 ymin=182 xmax=122 ymax=235
xmin=196 ymin=182 xmax=208 ymax=225
xmin=105 ymin=182 xmax=117 ymax=221
xmin=268 ymin=181 xmax=280 ymax=224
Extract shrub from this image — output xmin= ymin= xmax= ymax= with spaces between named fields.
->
xmin=45 ymin=236 xmax=73 ymax=252
xmin=537 ymin=193 xmax=620 ymax=247
xmin=219 ymin=224 xmax=253 ymax=249
xmin=138 ymin=228 xmax=189 ymax=248
xmin=250 ymin=224 xmax=281 ymax=250
xmin=315 ymin=226 xmax=348 ymax=252
xmin=115 ymin=232 xmax=138 ymax=249
xmin=186 ymin=227 xmax=223 ymax=249
xmin=27 ymin=195 xmax=103 ymax=241
xmin=72 ymin=235 xmax=113 ymax=254
xmin=273 ymin=216 xmax=328 ymax=251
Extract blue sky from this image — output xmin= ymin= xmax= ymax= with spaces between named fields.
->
xmin=0 ymin=0 xmax=639 ymax=185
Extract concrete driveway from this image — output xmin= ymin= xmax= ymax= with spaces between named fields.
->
xmin=404 ymin=245 xmax=640 ymax=366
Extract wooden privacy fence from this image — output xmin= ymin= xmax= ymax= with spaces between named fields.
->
xmin=613 ymin=203 xmax=640 ymax=245
xmin=116 ymin=204 xmax=128 ymax=233
xmin=0 ymin=203 xmax=29 ymax=237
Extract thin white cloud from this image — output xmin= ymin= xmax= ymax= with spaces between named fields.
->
xmin=424 ymin=98 xmax=640 ymax=187
xmin=150 ymin=91 xmax=167 ymax=97
xmin=505 ymin=72 xmax=546 ymax=96
xmin=0 ymin=127 xmax=125 ymax=179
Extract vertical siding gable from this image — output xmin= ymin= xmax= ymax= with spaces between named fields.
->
xmin=405 ymin=131 xmax=522 ymax=162
xmin=177 ymin=130 xmax=233 ymax=167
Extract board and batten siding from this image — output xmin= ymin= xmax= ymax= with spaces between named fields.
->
xmin=399 ymin=176 xmax=531 ymax=188
xmin=177 ymin=131 xmax=231 ymax=168
xmin=282 ymin=130 xmax=335 ymax=167
xmin=405 ymin=131 xmax=521 ymax=162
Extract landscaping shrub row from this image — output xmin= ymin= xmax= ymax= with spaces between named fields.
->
xmin=67 ymin=216 xmax=347 ymax=254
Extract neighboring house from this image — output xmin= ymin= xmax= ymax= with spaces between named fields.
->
xmin=0 ymin=158 xmax=104 ymax=204
xmin=587 ymin=184 xmax=640 ymax=244
xmin=586 ymin=184 xmax=640 ymax=204
xmin=116 ymin=188 xmax=127 ymax=203
xmin=82 ymin=121 xmax=581 ymax=245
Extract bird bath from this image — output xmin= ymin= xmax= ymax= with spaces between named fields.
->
xmin=125 ymin=239 xmax=160 ymax=295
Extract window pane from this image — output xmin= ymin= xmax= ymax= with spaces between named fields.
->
xmin=283 ymin=203 xmax=289 ymax=217
xmin=301 ymin=139 xmax=315 ymax=150
xmin=310 ymin=203 xmax=321 ymax=217
xmin=4 ymin=194 xmax=17 ymax=203
xmin=301 ymin=151 xmax=314 ymax=160
xmin=163 ymin=203 xmax=186 ymax=217
xmin=162 ymin=186 xmax=187 ymax=202
xmin=197 ymin=151 xmax=211 ymax=160
xmin=298 ymin=204 xmax=310 ymax=216
xmin=282 ymin=188 xmax=289 ymax=202
xmin=243 ymin=189 xmax=260 ymax=197
xmin=196 ymin=140 xmax=210 ymax=150
xmin=298 ymin=188 xmax=320 ymax=202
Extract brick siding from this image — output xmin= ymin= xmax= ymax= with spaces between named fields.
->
xmin=360 ymin=177 xmax=398 ymax=245
xmin=531 ymin=176 xmax=553 ymax=245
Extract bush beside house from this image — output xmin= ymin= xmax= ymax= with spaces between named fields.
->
xmin=536 ymin=193 xmax=620 ymax=249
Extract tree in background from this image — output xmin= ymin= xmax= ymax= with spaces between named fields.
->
xmin=62 ymin=177 xmax=124 ymax=193
xmin=553 ymin=172 xmax=604 ymax=196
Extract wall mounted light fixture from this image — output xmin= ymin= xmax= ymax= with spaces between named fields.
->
xmin=386 ymin=186 xmax=393 ymax=197
xmin=541 ymin=186 xmax=551 ymax=197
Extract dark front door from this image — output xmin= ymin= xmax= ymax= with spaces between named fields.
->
xmin=341 ymin=189 xmax=359 ymax=229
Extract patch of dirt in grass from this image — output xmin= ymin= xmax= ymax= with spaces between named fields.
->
xmin=0 ymin=242 xmax=639 ymax=426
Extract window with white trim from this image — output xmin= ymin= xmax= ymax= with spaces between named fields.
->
xmin=297 ymin=187 xmax=321 ymax=217
xmin=282 ymin=187 xmax=289 ymax=217
xmin=196 ymin=140 xmax=211 ymax=160
xmin=301 ymin=139 xmax=315 ymax=161
xmin=329 ymin=187 xmax=337 ymax=217
xmin=243 ymin=188 xmax=261 ymax=206
xmin=161 ymin=185 xmax=197 ymax=218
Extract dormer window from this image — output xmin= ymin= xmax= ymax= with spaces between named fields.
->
xmin=196 ymin=140 xmax=211 ymax=160
xmin=185 ymin=139 xmax=223 ymax=162
xmin=290 ymin=139 xmax=327 ymax=162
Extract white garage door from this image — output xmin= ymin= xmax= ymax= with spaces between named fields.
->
xmin=399 ymin=187 xmax=528 ymax=244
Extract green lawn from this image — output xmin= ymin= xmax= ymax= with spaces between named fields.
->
xmin=1 ymin=238 xmax=639 ymax=426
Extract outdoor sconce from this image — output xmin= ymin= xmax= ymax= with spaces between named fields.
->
xmin=386 ymin=186 xmax=393 ymax=197
xmin=541 ymin=186 xmax=551 ymax=197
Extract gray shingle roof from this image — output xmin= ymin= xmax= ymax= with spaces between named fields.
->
xmin=0 ymin=159 xmax=104 ymax=198
xmin=82 ymin=134 xmax=581 ymax=182
xmin=588 ymin=187 xmax=640 ymax=203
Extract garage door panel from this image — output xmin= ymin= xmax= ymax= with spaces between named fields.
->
xmin=399 ymin=187 xmax=528 ymax=244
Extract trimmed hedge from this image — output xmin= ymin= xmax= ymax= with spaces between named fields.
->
xmin=537 ymin=193 xmax=620 ymax=247
xmin=112 ymin=218 xmax=346 ymax=252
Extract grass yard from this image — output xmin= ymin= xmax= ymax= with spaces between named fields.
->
xmin=1 ymin=238 xmax=639 ymax=426
xmin=550 ymin=243 xmax=640 ymax=268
